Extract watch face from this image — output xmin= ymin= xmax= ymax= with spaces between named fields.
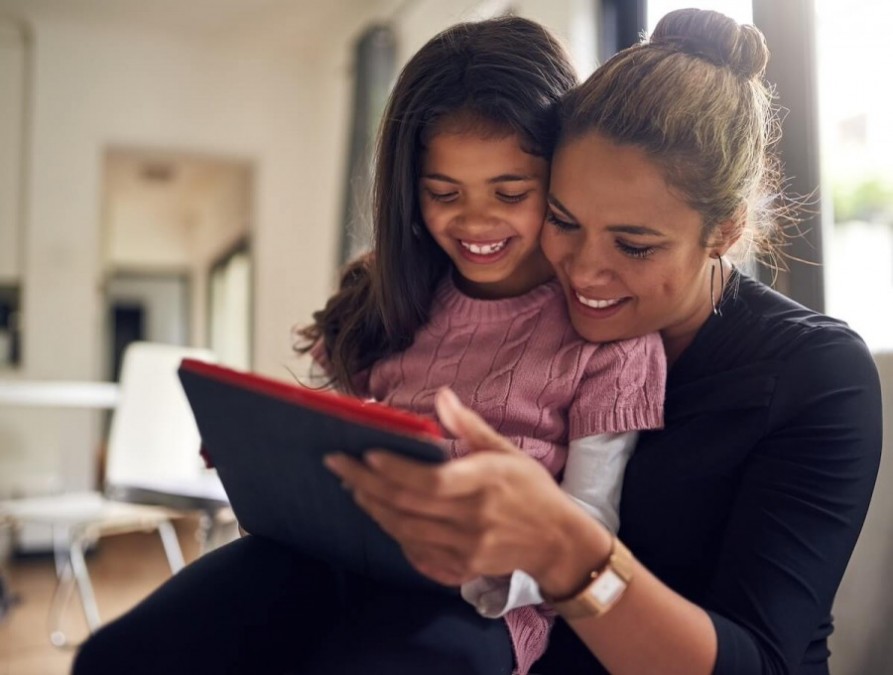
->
xmin=588 ymin=569 xmax=626 ymax=606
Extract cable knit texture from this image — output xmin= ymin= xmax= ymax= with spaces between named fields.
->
xmin=366 ymin=276 xmax=664 ymax=465
xmin=310 ymin=275 xmax=666 ymax=674
xmin=371 ymin=276 xmax=664 ymax=674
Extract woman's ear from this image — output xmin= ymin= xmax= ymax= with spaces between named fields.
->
xmin=709 ymin=206 xmax=746 ymax=258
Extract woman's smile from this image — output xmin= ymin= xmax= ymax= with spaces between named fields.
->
xmin=571 ymin=289 xmax=631 ymax=318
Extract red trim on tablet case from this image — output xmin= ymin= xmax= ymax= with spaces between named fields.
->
xmin=179 ymin=358 xmax=443 ymax=440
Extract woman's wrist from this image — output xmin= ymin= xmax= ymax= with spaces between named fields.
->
xmin=536 ymin=501 xmax=614 ymax=600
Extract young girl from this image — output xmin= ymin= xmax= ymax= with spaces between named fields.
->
xmin=298 ymin=16 xmax=666 ymax=675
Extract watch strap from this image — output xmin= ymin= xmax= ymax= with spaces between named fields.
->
xmin=544 ymin=537 xmax=634 ymax=619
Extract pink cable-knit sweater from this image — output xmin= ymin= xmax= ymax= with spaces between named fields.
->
xmin=315 ymin=275 xmax=665 ymax=674
xmin=356 ymin=275 xmax=664 ymax=463
xmin=311 ymin=275 xmax=666 ymax=675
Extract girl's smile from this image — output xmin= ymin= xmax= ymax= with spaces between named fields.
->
xmin=419 ymin=127 xmax=554 ymax=299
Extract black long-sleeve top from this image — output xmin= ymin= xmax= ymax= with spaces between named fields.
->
xmin=538 ymin=272 xmax=883 ymax=674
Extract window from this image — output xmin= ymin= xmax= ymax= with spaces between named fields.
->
xmin=817 ymin=0 xmax=893 ymax=350
xmin=647 ymin=0 xmax=751 ymax=32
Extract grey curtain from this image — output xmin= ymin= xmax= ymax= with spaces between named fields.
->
xmin=339 ymin=24 xmax=397 ymax=265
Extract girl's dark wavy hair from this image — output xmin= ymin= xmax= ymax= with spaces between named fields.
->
xmin=298 ymin=16 xmax=577 ymax=393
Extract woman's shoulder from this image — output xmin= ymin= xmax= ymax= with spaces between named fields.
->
xmin=667 ymin=271 xmax=879 ymax=418
xmin=712 ymin=272 xmax=880 ymax=422
xmin=709 ymin=271 xmax=870 ymax=365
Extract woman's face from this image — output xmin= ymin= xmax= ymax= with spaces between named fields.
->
xmin=541 ymin=133 xmax=721 ymax=357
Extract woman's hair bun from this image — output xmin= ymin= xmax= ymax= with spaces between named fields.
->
xmin=650 ymin=8 xmax=769 ymax=79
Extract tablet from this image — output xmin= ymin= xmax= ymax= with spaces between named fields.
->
xmin=177 ymin=358 xmax=449 ymax=590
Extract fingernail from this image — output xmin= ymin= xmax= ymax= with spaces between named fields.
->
xmin=437 ymin=387 xmax=460 ymax=407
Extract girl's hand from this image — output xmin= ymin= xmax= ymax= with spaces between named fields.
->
xmin=324 ymin=388 xmax=599 ymax=589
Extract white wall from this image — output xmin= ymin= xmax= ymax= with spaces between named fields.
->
xmin=0 ymin=18 xmax=25 ymax=283
xmin=0 ymin=11 xmax=350 ymax=496
xmin=0 ymin=0 xmax=598 ymax=498
xmin=393 ymin=0 xmax=596 ymax=76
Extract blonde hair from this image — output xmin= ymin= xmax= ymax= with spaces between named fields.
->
xmin=560 ymin=9 xmax=782 ymax=261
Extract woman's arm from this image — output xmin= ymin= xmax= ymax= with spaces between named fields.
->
xmin=697 ymin=332 xmax=882 ymax=673
xmin=328 ymin=328 xmax=882 ymax=675
xmin=326 ymin=389 xmax=717 ymax=675
xmin=461 ymin=431 xmax=638 ymax=617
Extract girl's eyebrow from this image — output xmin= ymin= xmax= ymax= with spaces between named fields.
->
xmin=421 ymin=173 xmax=538 ymax=184
xmin=549 ymin=194 xmax=667 ymax=237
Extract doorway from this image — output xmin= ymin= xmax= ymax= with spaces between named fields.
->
xmin=101 ymin=148 xmax=253 ymax=375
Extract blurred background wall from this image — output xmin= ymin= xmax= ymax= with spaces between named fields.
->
xmin=0 ymin=0 xmax=600 ymax=500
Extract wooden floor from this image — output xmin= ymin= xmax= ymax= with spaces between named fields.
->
xmin=0 ymin=518 xmax=205 ymax=675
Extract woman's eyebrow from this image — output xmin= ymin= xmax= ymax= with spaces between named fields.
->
xmin=550 ymin=195 xmax=667 ymax=237
xmin=548 ymin=194 xmax=580 ymax=222
xmin=487 ymin=173 xmax=537 ymax=184
xmin=606 ymin=224 xmax=665 ymax=237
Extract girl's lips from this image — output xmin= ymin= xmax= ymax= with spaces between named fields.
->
xmin=456 ymin=237 xmax=513 ymax=264
xmin=460 ymin=238 xmax=509 ymax=255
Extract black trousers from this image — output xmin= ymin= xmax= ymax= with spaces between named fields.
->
xmin=72 ymin=535 xmax=515 ymax=675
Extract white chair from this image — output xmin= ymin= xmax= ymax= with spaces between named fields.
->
xmin=0 ymin=342 xmax=227 ymax=647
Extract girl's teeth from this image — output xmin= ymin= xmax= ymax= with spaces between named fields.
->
xmin=575 ymin=292 xmax=621 ymax=309
xmin=461 ymin=239 xmax=508 ymax=255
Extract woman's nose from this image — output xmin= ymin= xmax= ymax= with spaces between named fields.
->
xmin=568 ymin=242 xmax=614 ymax=285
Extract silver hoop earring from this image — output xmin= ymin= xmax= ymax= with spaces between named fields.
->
xmin=710 ymin=255 xmax=725 ymax=317
xmin=411 ymin=222 xmax=423 ymax=239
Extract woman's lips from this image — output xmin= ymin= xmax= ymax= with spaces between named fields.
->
xmin=571 ymin=289 xmax=630 ymax=318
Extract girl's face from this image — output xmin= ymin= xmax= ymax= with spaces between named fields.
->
xmin=419 ymin=130 xmax=553 ymax=299
xmin=542 ymin=133 xmax=727 ymax=361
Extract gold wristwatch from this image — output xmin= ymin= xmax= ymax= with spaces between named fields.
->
xmin=543 ymin=537 xmax=634 ymax=619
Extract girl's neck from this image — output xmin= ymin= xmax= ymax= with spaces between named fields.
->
xmin=452 ymin=253 xmax=555 ymax=300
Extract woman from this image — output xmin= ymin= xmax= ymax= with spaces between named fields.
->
xmin=326 ymin=9 xmax=882 ymax=674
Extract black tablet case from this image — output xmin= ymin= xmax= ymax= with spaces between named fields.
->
xmin=177 ymin=358 xmax=449 ymax=591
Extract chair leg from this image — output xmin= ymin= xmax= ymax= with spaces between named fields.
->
xmin=51 ymin=523 xmax=70 ymax=578
xmin=0 ymin=571 xmax=20 ymax=623
xmin=196 ymin=510 xmax=217 ymax=556
xmin=70 ymin=537 xmax=102 ymax=632
xmin=46 ymin=534 xmax=100 ymax=649
xmin=47 ymin=524 xmax=83 ymax=648
xmin=157 ymin=519 xmax=185 ymax=574
xmin=47 ymin=557 xmax=78 ymax=648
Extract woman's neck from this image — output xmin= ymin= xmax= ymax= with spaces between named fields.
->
xmin=661 ymin=264 xmax=735 ymax=368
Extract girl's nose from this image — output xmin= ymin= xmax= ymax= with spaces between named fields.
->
xmin=461 ymin=204 xmax=497 ymax=230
